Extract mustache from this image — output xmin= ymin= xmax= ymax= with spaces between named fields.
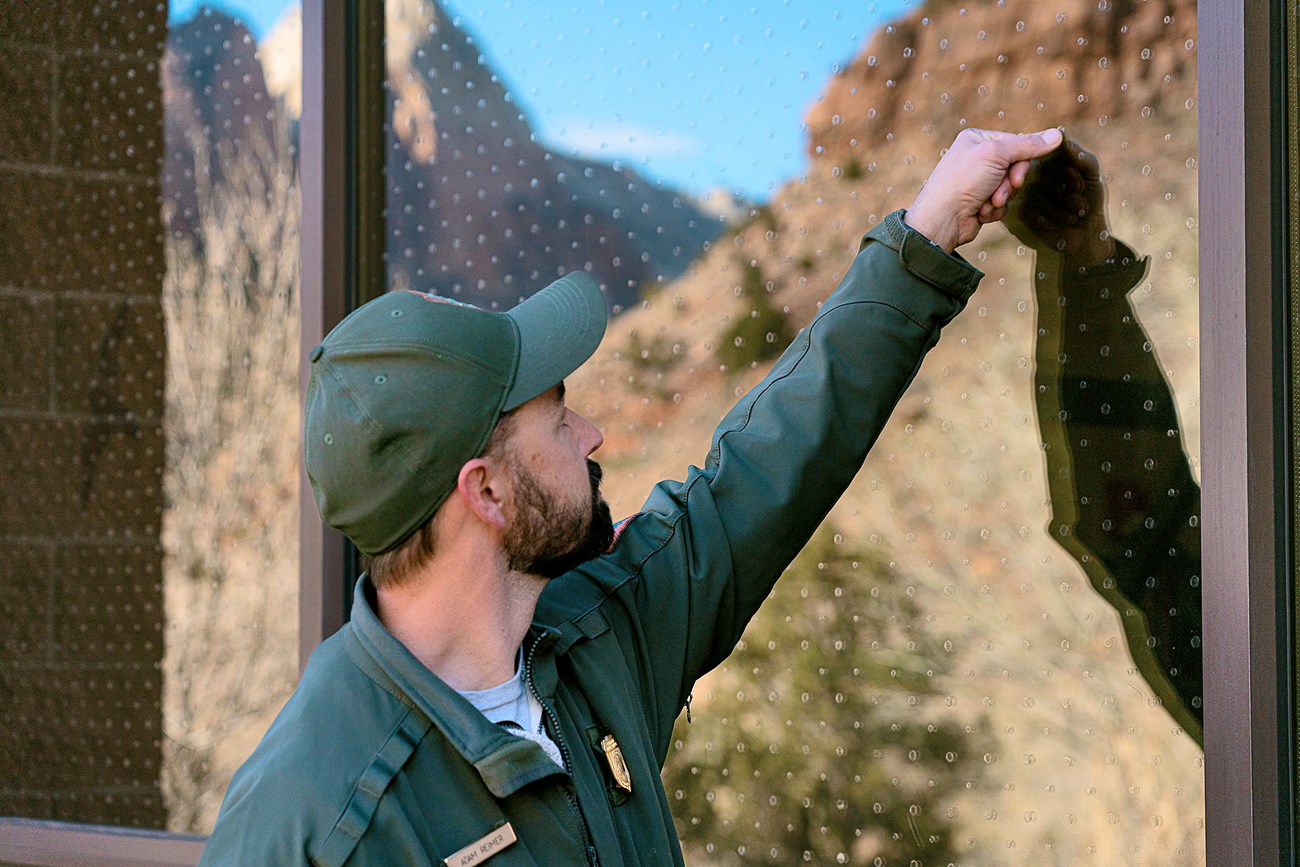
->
xmin=588 ymin=459 xmax=604 ymax=490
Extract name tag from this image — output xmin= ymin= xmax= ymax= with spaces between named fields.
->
xmin=442 ymin=822 xmax=518 ymax=866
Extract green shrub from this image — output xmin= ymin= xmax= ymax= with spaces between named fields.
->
xmin=715 ymin=261 xmax=794 ymax=371
xmin=662 ymin=525 xmax=980 ymax=866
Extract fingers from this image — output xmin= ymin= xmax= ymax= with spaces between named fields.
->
xmin=979 ymin=204 xmax=1008 ymax=224
xmin=990 ymin=176 xmax=1015 ymax=209
xmin=1008 ymin=158 xmax=1033 ymax=190
xmin=965 ymin=127 xmax=1063 ymax=166
xmin=911 ymin=127 xmax=1065 ymax=251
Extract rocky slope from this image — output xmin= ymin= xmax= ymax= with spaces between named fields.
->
xmin=163 ymin=10 xmax=282 ymax=241
xmin=807 ymin=0 xmax=1197 ymax=170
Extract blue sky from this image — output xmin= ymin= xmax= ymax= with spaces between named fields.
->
xmin=169 ymin=0 xmax=914 ymax=200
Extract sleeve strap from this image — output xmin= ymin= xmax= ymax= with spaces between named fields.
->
xmin=861 ymin=208 xmax=983 ymax=299
xmin=311 ymin=706 xmax=434 ymax=867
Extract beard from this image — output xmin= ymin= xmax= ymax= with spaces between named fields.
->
xmin=502 ymin=458 xmax=614 ymax=579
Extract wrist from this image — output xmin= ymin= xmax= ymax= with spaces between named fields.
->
xmin=901 ymin=211 xmax=958 ymax=254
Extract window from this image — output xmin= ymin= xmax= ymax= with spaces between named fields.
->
xmin=1 ymin=0 xmax=1292 ymax=863
xmin=1 ymin=0 xmax=301 ymax=856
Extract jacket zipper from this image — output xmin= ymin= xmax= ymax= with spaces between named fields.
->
xmin=525 ymin=634 xmax=599 ymax=867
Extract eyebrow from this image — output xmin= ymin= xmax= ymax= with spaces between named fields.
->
xmin=555 ymin=381 xmax=566 ymax=404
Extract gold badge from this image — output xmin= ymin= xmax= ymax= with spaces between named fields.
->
xmin=442 ymin=822 xmax=517 ymax=866
xmin=600 ymin=734 xmax=633 ymax=793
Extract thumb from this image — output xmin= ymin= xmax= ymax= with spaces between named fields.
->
xmin=992 ymin=127 xmax=1063 ymax=165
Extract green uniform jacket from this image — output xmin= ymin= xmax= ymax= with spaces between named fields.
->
xmin=198 ymin=213 xmax=981 ymax=866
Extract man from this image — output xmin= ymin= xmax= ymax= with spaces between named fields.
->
xmin=199 ymin=127 xmax=1063 ymax=866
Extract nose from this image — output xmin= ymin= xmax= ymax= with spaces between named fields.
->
xmin=571 ymin=409 xmax=603 ymax=456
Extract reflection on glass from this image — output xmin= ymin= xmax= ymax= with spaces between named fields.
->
xmin=159 ymin=5 xmax=301 ymax=833
xmin=384 ymin=0 xmax=724 ymax=313
xmin=1006 ymin=140 xmax=1202 ymax=744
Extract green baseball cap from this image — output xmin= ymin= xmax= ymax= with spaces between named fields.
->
xmin=304 ymin=273 xmax=608 ymax=555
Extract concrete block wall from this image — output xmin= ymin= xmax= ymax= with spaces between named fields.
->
xmin=0 ymin=0 xmax=168 ymax=828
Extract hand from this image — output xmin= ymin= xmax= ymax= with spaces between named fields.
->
xmin=905 ymin=127 xmax=1064 ymax=253
xmin=1002 ymin=137 xmax=1116 ymax=267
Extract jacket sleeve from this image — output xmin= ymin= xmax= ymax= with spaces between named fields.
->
xmin=595 ymin=213 xmax=982 ymax=758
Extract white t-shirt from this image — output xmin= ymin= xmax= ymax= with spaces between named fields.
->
xmin=458 ymin=655 xmax=566 ymax=771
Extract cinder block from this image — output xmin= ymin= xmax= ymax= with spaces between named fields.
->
xmin=53 ymin=296 xmax=165 ymax=419
xmin=0 ymin=417 xmax=165 ymax=539
xmin=0 ymin=543 xmax=54 ymax=660
xmin=0 ymin=293 xmax=54 ymax=410
xmin=0 ymin=44 xmax=54 ymax=164
xmin=51 ymin=541 xmax=164 ymax=663
xmin=0 ymin=173 xmax=165 ymax=294
xmin=58 ymin=0 xmax=167 ymax=57
xmin=0 ymin=657 xmax=164 ymax=826
xmin=0 ymin=2 xmax=58 ymax=46
xmin=59 ymin=50 xmax=164 ymax=175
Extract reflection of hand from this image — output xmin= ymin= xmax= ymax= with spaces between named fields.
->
xmin=905 ymin=127 xmax=1063 ymax=254
xmin=1003 ymin=137 xmax=1117 ymax=267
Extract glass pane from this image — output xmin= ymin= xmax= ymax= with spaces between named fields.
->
xmin=0 ymin=1 xmax=301 ymax=834
xmin=380 ymin=0 xmax=1203 ymax=863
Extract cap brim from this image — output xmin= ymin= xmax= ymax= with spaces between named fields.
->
xmin=503 ymin=272 xmax=608 ymax=411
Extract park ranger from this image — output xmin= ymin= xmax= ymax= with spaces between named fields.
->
xmin=199 ymin=126 xmax=1064 ymax=866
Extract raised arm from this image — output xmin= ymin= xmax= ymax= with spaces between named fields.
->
xmin=574 ymin=129 xmax=1065 ymax=755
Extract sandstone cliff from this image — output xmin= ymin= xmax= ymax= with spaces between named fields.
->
xmin=808 ymin=0 xmax=1196 ymax=171
xmin=166 ymin=3 xmax=723 ymax=312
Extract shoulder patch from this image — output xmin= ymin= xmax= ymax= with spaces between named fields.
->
xmin=606 ymin=512 xmax=644 ymax=552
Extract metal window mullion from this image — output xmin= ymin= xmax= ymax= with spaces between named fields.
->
xmin=299 ymin=0 xmax=351 ymax=672
xmin=1288 ymin=0 xmax=1300 ymax=852
xmin=1201 ymin=0 xmax=1291 ymax=862
xmin=299 ymin=0 xmax=386 ymax=667
xmin=0 ymin=819 xmax=205 ymax=867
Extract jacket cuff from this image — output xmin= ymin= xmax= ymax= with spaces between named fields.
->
xmin=860 ymin=208 xmax=983 ymax=302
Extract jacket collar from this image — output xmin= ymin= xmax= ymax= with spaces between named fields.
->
xmin=344 ymin=575 xmax=566 ymax=798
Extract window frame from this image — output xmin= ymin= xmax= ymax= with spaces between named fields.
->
xmin=1199 ymin=0 xmax=1296 ymax=861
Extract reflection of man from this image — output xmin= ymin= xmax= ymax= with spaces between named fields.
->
xmin=199 ymin=127 xmax=1063 ymax=866
xmin=1005 ymin=140 xmax=1203 ymax=745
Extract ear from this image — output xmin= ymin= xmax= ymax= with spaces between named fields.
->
xmin=455 ymin=457 xmax=509 ymax=530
